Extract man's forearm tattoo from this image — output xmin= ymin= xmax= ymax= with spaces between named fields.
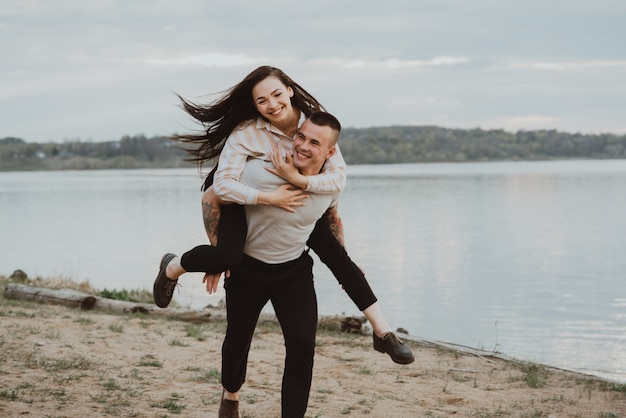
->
xmin=327 ymin=213 xmax=345 ymax=247
xmin=202 ymin=200 xmax=220 ymax=244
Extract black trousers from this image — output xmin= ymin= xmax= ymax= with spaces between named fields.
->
xmin=180 ymin=201 xmax=378 ymax=311
xmin=222 ymin=252 xmax=317 ymax=418
xmin=180 ymin=203 xmax=247 ymax=274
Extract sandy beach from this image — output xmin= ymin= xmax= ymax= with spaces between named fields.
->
xmin=1 ymin=285 xmax=625 ymax=417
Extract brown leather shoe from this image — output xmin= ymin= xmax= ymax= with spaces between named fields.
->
xmin=219 ymin=396 xmax=239 ymax=418
xmin=373 ymin=332 xmax=415 ymax=364
xmin=152 ymin=253 xmax=178 ymax=308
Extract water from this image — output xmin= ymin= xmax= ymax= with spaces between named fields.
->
xmin=1 ymin=160 xmax=625 ymax=383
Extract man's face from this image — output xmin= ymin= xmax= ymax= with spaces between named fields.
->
xmin=292 ymin=119 xmax=337 ymax=175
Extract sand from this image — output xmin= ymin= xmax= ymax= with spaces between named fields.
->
xmin=1 ymin=298 xmax=625 ymax=417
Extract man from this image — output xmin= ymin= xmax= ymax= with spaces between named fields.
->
xmin=154 ymin=111 xmax=413 ymax=417
xmin=218 ymin=112 xmax=344 ymax=418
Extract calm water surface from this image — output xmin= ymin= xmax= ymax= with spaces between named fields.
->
xmin=1 ymin=160 xmax=625 ymax=383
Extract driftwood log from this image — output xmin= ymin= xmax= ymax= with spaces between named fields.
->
xmin=3 ymin=283 xmax=365 ymax=333
xmin=3 ymin=283 xmax=98 ymax=310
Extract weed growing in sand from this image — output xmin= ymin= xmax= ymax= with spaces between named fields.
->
xmin=0 ymin=388 xmax=19 ymax=401
xmin=191 ymin=367 xmax=221 ymax=383
xmin=44 ymin=329 xmax=61 ymax=339
xmin=441 ymin=381 xmax=449 ymax=393
xmin=357 ymin=395 xmax=377 ymax=413
xmin=50 ymin=388 xmax=72 ymax=403
xmin=150 ymin=393 xmax=186 ymax=414
xmin=9 ymin=383 xmax=34 ymax=402
xmin=138 ymin=354 xmax=162 ymax=368
xmin=357 ymin=365 xmax=375 ymax=375
xmin=185 ymin=323 xmax=206 ymax=340
xmin=89 ymin=392 xmax=109 ymax=404
xmin=601 ymin=381 xmax=626 ymax=394
xmin=243 ymin=392 xmax=258 ymax=404
xmin=53 ymin=372 xmax=87 ymax=384
xmin=170 ymin=338 xmax=189 ymax=347
xmin=517 ymin=361 xmax=546 ymax=388
xmin=127 ymin=367 xmax=146 ymax=381
xmin=109 ymin=323 xmax=124 ymax=333
xmin=340 ymin=406 xmax=352 ymax=414
xmin=74 ymin=317 xmax=94 ymax=326
xmin=450 ymin=372 xmax=472 ymax=383
xmin=37 ymin=355 xmax=93 ymax=372
xmin=102 ymin=378 xmax=123 ymax=391
xmin=24 ymin=325 xmax=41 ymax=335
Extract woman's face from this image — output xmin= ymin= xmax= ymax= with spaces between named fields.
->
xmin=252 ymin=76 xmax=295 ymax=127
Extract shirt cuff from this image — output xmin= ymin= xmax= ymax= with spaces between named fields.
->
xmin=246 ymin=189 xmax=259 ymax=205
xmin=304 ymin=176 xmax=316 ymax=192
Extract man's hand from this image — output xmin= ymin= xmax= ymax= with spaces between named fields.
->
xmin=258 ymin=184 xmax=308 ymax=212
xmin=265 ymin=143 xmax=308 ymax=189
xmin=203 ymin=271 xmax=229 ymax=294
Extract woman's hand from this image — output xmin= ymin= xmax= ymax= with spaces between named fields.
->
xmin=258 ymin=184 xmax=308 ymax=212
xmin=265 ymin=143 xmax=308 ymax=189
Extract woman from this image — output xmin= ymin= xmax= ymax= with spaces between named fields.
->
xmin=153 ymin=66 xmax=413 ymax=415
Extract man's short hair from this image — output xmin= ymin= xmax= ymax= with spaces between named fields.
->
xmin=307 ymin=111 xmax=341 ymax=134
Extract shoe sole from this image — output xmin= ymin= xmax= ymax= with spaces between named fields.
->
xmin=373 ymin=340 xmax=415 ymax=365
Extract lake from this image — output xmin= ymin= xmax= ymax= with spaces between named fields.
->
xmin=1 ymin=160 xmax=625 ymax=383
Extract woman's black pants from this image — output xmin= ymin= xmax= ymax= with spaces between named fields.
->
xmin=180 ymin=204 xmax=378 ymax=311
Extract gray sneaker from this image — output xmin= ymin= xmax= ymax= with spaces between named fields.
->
xmin=153 ymin=253 xmax=178 ymax=308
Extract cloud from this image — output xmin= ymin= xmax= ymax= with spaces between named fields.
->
xmin=305 ymin=56 xmax=470 ymax=70
xmin=144 ymin=54 xmax=471 ymax=71
xmin=347 ymin=56 xmax=470 ymax=69
xmin=485 ymin=115 xmax=560 ymax=132
xmin=145 ymin=53 xmax=264 ymax=67
xmin=497 ymin=59 xmax=626 ymax=72
xmin=390 ymin=97 xmax=461 ymax=108
xmin=530 ymin=60 xmax=626 ymax=71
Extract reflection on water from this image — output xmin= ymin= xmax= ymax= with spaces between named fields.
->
xmin=1 ymin=160 xmax=625 ymax=383
xmin=339 ymin=160 xmax=626 ymax=383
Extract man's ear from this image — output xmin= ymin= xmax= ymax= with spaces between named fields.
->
xmin=326 ymin=146 xmax=337 ymax=159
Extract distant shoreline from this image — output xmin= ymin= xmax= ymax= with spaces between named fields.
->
xmin=3 ymin=126 xmax=626 ymax=171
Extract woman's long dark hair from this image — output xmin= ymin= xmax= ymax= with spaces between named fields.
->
xmin=173 ymin=66 xmax=324 ymax=168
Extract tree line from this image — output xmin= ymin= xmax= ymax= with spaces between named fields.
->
xmin=1 ymin=126 xmax=625 ymax=171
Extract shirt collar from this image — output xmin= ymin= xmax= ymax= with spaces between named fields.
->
xmin=255 ymin=110 xmax=305 ymax=139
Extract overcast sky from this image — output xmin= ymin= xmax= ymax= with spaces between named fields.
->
xmin=1 ymin=0 xmax=625 ymax=142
